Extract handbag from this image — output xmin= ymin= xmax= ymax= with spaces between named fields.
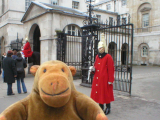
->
xmin=17 ymin=67 xmax=24 ymax=73
xmin=16 ymin=60 xmax=24 ymax=73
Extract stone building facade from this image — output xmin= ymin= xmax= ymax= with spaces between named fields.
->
xmin=21 ymin=1 xmax=87 ymax=63
xmin=127 ymin=0 xmax=160 ymax=65
xmin=0 ymin=0 xmax=159 ymax=66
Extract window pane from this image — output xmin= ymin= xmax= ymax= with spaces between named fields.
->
xmin=68 ymin=31 xmax=71 ymax=35
xmin=122 ymin=18 xmax=126 ymax=25
xmin=106 ymin=4 xmax=111 ymax=10
xmin=68 ymin=25 xmax=71 ymax=30
xmin=141 ymin=46 xmax=148 ymax=57
xmin=51 ymin=0 xmax=58 ymax=5
xmin=143 ymin=13 xmax=149 ymax=27
xmin=96 ymin=15 xmax=101 ymax=23
xmin=72 ymin=31 xmax=75 ymax=36
xmin=72 ymin=2 xmax=79 ymax=9
xmin=72 ymin=26 xmax=75 ymax=31
xmin=122 ymin=0 xmax=126 ymax=6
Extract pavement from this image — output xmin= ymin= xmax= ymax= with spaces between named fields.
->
xmin=0 ymin=66 xmax=160 ymax=120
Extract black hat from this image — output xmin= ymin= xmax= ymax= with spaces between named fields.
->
xmin=12 ymin=48 xmax=18 ymax=51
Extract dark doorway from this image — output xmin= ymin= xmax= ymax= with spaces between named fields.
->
xmin=33 ymin=26 xmax=40 ymax=52
xmin=108 ymin=42 xmax=117 ymax=64
xmin=121 ymin=43 xmax=128 ymax=65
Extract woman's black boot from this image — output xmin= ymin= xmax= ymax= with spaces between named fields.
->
xmin=104 ymin=103 xmax=111 ymax=115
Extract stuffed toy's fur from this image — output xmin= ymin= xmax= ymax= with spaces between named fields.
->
xmin=0 ymin=60 xmax=108 ymax=120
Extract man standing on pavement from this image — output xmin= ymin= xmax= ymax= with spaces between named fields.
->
xmin=3 ymin=50 xmax=17 ymax=95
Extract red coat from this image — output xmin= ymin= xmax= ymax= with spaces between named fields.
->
xmin=22 ymin=42 xmax=33 ymax=57
xmin=91 ymin=53 xmax=114 ymax=104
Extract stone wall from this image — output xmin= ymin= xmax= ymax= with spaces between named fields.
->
xmin=128 ymin=0 xmax=160 ymax=65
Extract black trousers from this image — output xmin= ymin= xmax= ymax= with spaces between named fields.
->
xmin=7 ymin=83 xmax=13 ymax=95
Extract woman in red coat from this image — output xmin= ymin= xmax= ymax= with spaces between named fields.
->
xmin=91 ymin=41 xmax=114 ymax=115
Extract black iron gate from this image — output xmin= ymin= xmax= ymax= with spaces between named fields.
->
xmin=99 ymin=24 xmax=133 ymax=94
xmin=57 ymin=33 xmax=82 ymax=73
xmin=56 ymin=20 xmax=133 ymax=94
xmin=80 ymin=18 xmax=134 ymax=94
xmin=80 ymin=24 xmax=99 ymax=87
xmin=57 ymin=33 xmax=66 ymax=62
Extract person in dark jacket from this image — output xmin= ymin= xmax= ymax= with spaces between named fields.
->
xmin=15 ymin=52 xmax=27 ymax=94
xmin=12 ymin=48 xmax=18 ymax=60
xmin=3 ymin=50 xmax=17 ymax=95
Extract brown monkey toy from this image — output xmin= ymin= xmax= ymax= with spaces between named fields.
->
xmin=0 ymin=60 xmax=108 ymax=120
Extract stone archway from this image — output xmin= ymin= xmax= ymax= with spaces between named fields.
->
xmin=29 ymin=24 xmax=41 ymax=53
xmin=33 ymin=26 xmax=40 ymax=52
xmin=27 ymin=24 xmax=41 ymax=73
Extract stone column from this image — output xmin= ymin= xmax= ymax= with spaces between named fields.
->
xmin=40 ymin=37 xmax=57 ymax=64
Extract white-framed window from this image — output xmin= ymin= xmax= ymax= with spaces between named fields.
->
xmin=72 ymin=1 xmax=79 ymax=9
xmin=141 ymin=46 xmax=148 ymax=57
xmin=96 ymin=15 xmax=101 ymax=23
xmin=122 ymin=17 xmax=126 ymax=25
xmin=25 ymin=0 xmax=32 ymax=11
xmin=106 ymin=4 xmax=111 ymax=10
xmin=68 ymin=25 xmax=75 ymax=36
xmin=122 ymin=0 xmax=126 ymax=6
xmin=65 ymin=25 xmax=81 ymax=36
xmin=142 ymin=13 xmax=149 ymax=27
xmin=51 ymin=0 xmax=58 ymax=5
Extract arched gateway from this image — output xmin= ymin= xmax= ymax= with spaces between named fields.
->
xmin=29 ymin=24 xmax=41 ymax=53
xmin=25 ymin=24 xmax=41 ymax=66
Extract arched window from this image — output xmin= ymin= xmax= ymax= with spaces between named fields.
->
xmin=64 ymin=25 xmax=81 ymax=36
xmin=141 ymin=46 xmax=148 ymax=57
xmin=137 ymin=3 xmax=152 ymax=29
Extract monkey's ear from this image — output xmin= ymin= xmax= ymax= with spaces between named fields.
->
xmin=69 ymin=66 xmax=76 ymax=76
xmin=30 ymin=65 xmax=40 ymax=76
